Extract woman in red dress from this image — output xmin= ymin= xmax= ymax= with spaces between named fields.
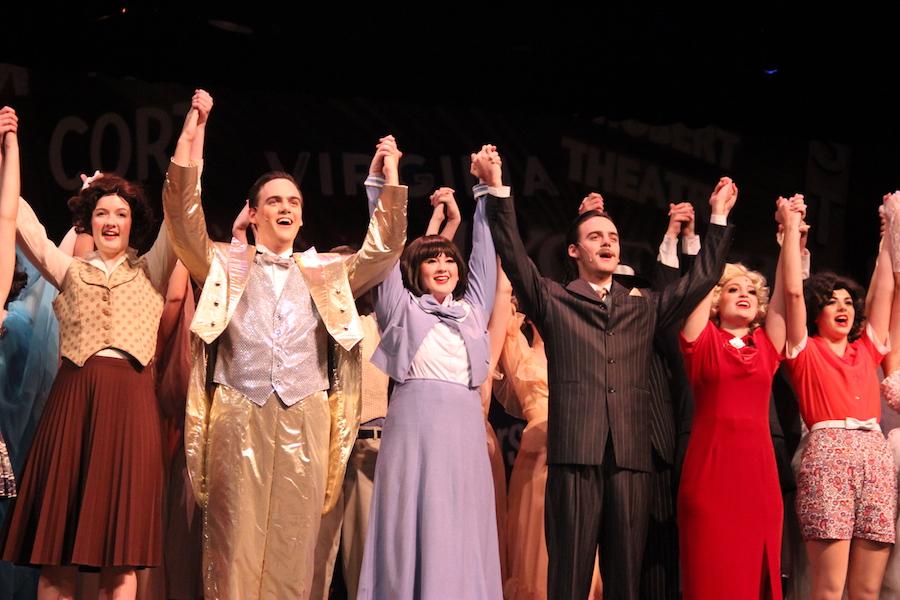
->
xmin=677 ymin=192 xmax=806 ymax=599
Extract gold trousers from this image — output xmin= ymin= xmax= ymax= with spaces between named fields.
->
xmin=204 ymin=386 xmax=330 ymax=600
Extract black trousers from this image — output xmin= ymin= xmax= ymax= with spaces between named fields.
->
xmin=641 ymin=462 xmax=679 ymax=600
xmin=545 ymin=446 xmax=652 ymax=600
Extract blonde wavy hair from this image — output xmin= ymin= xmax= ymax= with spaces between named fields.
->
xmin=709 ymin=263 xmax=769 ymax=329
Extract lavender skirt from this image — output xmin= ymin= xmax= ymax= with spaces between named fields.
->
xmin=357 ymin=379 xmax=502 ymax=600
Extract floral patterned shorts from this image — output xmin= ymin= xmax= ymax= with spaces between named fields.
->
xmin=796 ymin=428 xmax=898 ymax=543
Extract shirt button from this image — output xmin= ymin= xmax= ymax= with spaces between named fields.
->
xmin=213 ymin=301 xmax=220 ymax=307
xmin=607 ymin=331 xmax=614 ymax=336
xmin=215 ymin=282 xmax=222 ymax=287
xmin=102 ymin=308 xmax=111 ymax=316
xmin=607 ymin=358 xmax=615 ymax=364
xmin=103 ymin=323 xmax=111 ymax=330
xmin=608 ymin=387 xmax=615 ymax=394
xmin=104 ymin=337 xmax=112 ymax=344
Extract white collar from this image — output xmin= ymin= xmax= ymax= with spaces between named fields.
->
xmin=588 ymin=281 xmax=611 ymax=295
xmin=256 ymin=243 xmax=293 ymax=260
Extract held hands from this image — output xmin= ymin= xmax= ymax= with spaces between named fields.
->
xmin=470 ymin=144 xmax=502 ymax=188
xmin=666 ymin=201 xmax=696 ymax=237
xmin=192 ymin=89 xmax=214 ymax=126
xmin=430 ymin=187 xmax=460 ymax=221
xmin=578 ymin=192 xmax=604 ymax=215
xmin=180 ymin=89 xmax=214 ymax=141
xmin=880 ymin=192 xmax=900 ymax=267
xmin=709 ymin=176 xmax=738 ymax=217
xmin=775 ymin=194 xmax=805 ymax=227
xmin=774 ymin=194 xmax=808 ymax=247
xmin=882 ymin=190 xmax=900 ymax=222
xmin=0 ymin=106 xmax=18 ymax=153
xmin=370 ymin=135 xmax=402 ymax=186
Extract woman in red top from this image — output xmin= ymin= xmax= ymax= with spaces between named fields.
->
xmin=785 ymin=192 xmax=899 ymax=600
xmin=678 ymin=192 xmax=805 ymax=599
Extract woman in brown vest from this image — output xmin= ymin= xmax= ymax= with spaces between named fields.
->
xmin=0 ymin=95 xmax=208 ymax=599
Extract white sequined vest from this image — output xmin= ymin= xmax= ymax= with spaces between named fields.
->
xmin=213 ymin=260 xmax=328 ymax=406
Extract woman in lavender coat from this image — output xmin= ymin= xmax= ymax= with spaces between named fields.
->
xmin=356 ymin=145 xmax=503 ymax=600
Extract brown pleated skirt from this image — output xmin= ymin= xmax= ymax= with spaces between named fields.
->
xmin=1 ymin=355 xmax=164 ymax=568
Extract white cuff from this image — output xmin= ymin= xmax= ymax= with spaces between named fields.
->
xmin=487 ymin=185 xmax=511 ymax=198
xmin=866 ymin=323 xmax=891 ymax=355
xmin=364 ymin=175 xmax=386 ymax=188
xmin=710 ymin=214 xmax=727 ymax=226
xmin=682 ymin=234 xmax=700 ymax=256
xmin=657 ymin=236 xmax=679 ymax=269
xmin=785 ymin=333 xmax=808 ymax=359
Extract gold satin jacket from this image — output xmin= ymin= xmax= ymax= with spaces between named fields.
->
xmin=162 ymin=161 xmax=407 ymax=513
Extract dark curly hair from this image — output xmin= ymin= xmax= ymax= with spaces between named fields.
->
xmin=400 ymin=235 xmax=468 ymax=300
xmin=803 ymin=271 xmax=866 ymax=342
xmin=67 ymin=174 xmax=155 ymax=249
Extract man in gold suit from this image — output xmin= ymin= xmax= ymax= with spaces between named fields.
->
xmin=163 ymin=89 xmax=407 ymax=599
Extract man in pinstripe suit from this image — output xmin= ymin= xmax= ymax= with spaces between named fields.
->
xmin=486 ymin=177 xmax=737 ymax=600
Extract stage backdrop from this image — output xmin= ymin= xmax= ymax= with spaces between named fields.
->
xmin=2 ymin=61 xmax=894 ymax=470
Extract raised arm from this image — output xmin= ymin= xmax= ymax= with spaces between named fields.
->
xmin=864 ymin=192 xmax=899 ymax=344
xmin=487 ymin=264 xmax=513 ymax=373
xmin=12 ymin=105 xmax=73 ymax=289
xmin=767 ymin=195 xmax=806 ymax=353
xmin=658 ymin=177 xmax=736 ymax=330
xmin=880 ymin=198 xmax=900 ymax=376
xmin=681 ymin=289 xmax=714 ymax=343
xmin=189 ymin=89 xmax=212 ymax=166
xmin=163 ymin=91 xmax=215 ymax=284
xmin=0 ymin=107 xmax=20 ymax=316
xmin=578 ymin=192 xmax=605 ymax=215
xmin=425 ymin=187 xmax=461 ymax=240
xmin=653 ymin=202 xmax=695 ymax=291
xmin=657 ymin=202 xmax=696 ymax=270
xmin=231 ymin=200 xmax=251 ymax=245
xmin=463 ymin=146 xmax=499 ymax=313
xmin=346 ymin=135 xmax=408 ymax=298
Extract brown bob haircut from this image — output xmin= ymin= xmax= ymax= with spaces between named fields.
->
xmin=67 ymin=174 xmax=155 ymax=249
xmin=400 ymin=235 xmax=468 ymax=300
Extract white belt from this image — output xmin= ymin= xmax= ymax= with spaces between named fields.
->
xmin=810 ymin=417 xmax=880 ymax=432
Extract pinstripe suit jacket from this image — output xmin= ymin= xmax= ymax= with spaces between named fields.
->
xmin=486 ymin=195 xmax=733 ymax=471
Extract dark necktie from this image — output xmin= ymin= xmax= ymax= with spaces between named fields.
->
xmin=598 ymin=287 xmax=609 ymax=311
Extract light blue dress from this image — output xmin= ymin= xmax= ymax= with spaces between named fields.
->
xmin=0 ymin=250 xmax=60 ymax=599
xmin=357 ymin=180 xmax=502 ymax=600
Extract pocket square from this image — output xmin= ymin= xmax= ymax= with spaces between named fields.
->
xmin=628 ymin=287 xmax=642 ymax=297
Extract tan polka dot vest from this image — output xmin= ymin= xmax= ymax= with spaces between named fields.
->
xmin=53 ymin=257 xmax=165 ymax=366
